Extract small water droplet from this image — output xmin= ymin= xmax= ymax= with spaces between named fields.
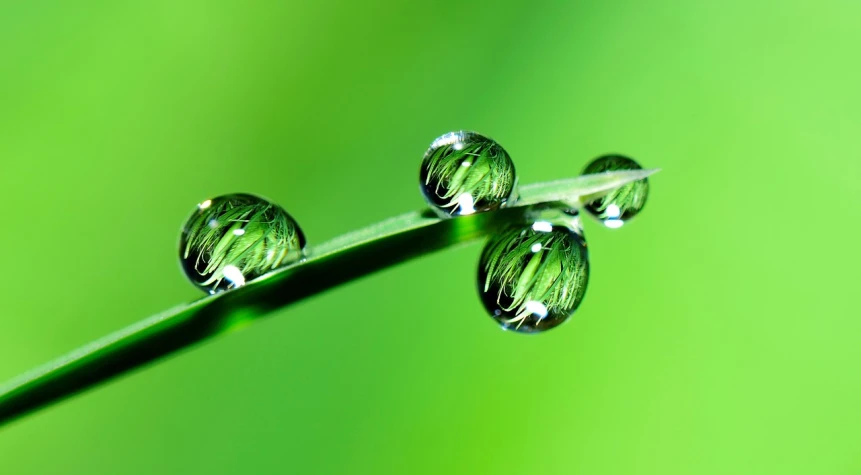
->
xmin=582 ymin=154 xmax=649 ymax=227
xmin=477 ymin=222 xmax=589 ymax=333
xmin=179 ymin=193 xmax=306 ymax=294
xmin=420 ymin=131 xmax=517 ymax=217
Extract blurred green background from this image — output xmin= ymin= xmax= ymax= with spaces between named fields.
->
xmin=1 ymin=0 xmax=859 ymax=473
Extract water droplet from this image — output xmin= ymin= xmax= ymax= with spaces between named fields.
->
xmin=582 ymin=154 xmax=649 ymax=228
xmin=420 ymin=131 xmax=517 ymax=217
xmin=477 ymin=222 xmax=589 ymax=333
xmin=179 ymin=193 xmax=306 ymax=294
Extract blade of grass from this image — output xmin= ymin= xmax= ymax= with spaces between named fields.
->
xmin=0 ymin=168 xmax=658 ymax=427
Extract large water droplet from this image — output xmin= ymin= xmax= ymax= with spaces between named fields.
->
xmin=477 ymin=221 xmax=589 ymax=333
xmin=582 ymin=154 xmax=649 ymax=228
xmin=420 ymin=131 xmax=517 ymax=217
xmin=179 ymin=193 xmax=306 ymax=294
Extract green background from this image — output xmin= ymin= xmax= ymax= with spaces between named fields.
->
xmin=1 ymin=1 xmax=859 ymax=473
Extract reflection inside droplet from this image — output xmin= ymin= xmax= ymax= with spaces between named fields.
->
xmin=477 ymin=223 xmax=589 ymax=333
xmin=179 ymin=193 xmax=307 ymax=294
xmin=581 ymin=154 xmax=649 ymax=228
xmin=419 ymin=130 xmax=517 ymax=217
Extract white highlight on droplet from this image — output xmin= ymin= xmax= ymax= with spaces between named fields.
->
xmin=453 ymin=142 xmax=465 ymax=151
xmin=525 ymin=300 xmax=548 ymax=319
xmin=430 ymin=132 xmax=462 ymax=149
xmin=198 ymin=199 xmax=212 ymax=210
xmin=223 ymin=265 xmax=246 ymax=287
xmin=531 ymin=243 xmax=542 ymax=253
xmin=233 ymin=228 xmax=245 ymax=236
xmin=606 ymin=204 xmax=621 ymax=218
xmin=605 ymin=219 xmax=624 ymax=229
xmin=461 ymin=160 xmax=471 ymax=166
xmin=532 ymin=221 xmax=553 ymax=233
xmin=208 ymin=219 xmax=219 ymax=229
xmin=457 ymin=193 xmax=475 ymax=215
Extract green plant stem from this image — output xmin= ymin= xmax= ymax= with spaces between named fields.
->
xmin=0 ymin=169 xmax=657 ymax=428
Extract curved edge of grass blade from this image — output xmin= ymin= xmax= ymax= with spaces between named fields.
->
xmin=0 ymin=168 xmax=659 ymax=428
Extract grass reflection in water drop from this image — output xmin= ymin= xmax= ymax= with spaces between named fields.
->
xmin=420 ymin=131 xmax=517 ymax=217
xmin=478 ymin=223 xmax=589 ymax=333
xmin=581 ymin=154 xmax=649 ymax=228
xmin=179 ymin=193 xmax=307 ymax=294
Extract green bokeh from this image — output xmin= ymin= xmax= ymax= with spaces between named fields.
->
xmin=1 ymin=1 xmax=859 ymax=473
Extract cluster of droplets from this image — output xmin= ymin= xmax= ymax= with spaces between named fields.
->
xmin=177 ymin=133 xmax=649 ymax=335
xmin=420 ymin=132 xmax=650 ymax=333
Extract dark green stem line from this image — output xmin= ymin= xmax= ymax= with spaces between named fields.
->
xmin=0 ymin=169 xmax=657 ymax=429
xmin=0 ymin=210 xmax=508 ymax=427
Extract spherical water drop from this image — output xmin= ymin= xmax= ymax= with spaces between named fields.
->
xmin=477 ymin=222 xmax=589 ymax=333
xmin=582 ymin=154 xmax=649 ymax=227
xmin=420 ymin=131 xmax=517 ymax=217
xmin=179 ymin=193 xmax=306 ymax=294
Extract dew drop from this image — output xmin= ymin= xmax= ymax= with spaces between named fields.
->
xmin=477 ymin=221 xmax=589 ymax=333
xmin=179 ymin=193 xmax=306 ymax=294
xmin=582 ymin=154 xmax=649 ymax=228
xmin=420 ymin=131 xmax=517 ymax=217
